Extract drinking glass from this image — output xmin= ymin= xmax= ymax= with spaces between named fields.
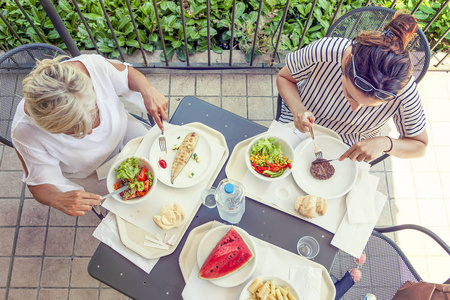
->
xmin=201 ymin=186 xmax=217 ymax=208
xmin=297 ymin=236 xmax=320 ymax=259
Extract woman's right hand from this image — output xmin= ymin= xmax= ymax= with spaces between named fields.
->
xmin=294 ymin=110 xmax=315 ymax=133
xmin=50 ymin=190 xmax=102 ymax=216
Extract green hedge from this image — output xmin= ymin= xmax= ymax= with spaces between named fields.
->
xmin=0 ymin=0 xmax=448 ymax=62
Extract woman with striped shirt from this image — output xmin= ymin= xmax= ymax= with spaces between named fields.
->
xmin=277 ymin=11 xmax=428 ymax=162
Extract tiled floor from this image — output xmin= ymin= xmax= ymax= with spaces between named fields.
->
xmin=0 ymin=67 xmax=449 ymax=299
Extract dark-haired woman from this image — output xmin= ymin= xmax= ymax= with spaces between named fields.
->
xmin=277 ymin=11 xmax=428 ymax=162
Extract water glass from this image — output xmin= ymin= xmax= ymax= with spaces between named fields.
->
xmin=297 ymin=236 xmax=320 ymax=259
xmin=201 ymin=186 xmax=217 ymax=208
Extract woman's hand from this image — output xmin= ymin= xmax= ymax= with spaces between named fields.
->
xmin=339 ymin=136 xmax=391 ymax=162
xmin=28 ymin=184 xmax=102 ymax=217
xmin=294 ymin=110 xmax=315 ymax=133
xmin=141 ymin=88 xmax=169 ymax=130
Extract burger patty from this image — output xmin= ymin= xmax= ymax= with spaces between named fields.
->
xmin=310 ymin=159 xmax=335 ymax=180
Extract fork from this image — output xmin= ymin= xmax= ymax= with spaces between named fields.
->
xmin=309 ymin=125 xmax=323 ymax=160
xmin=159 ymin=128 xmax=167 ymax=153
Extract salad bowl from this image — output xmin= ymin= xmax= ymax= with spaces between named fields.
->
xmin=106 ymin=156 xmax=157 ymax=205
xmin=245 ymin=134 xmax=294 ymax=182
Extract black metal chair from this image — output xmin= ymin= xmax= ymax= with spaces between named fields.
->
xmin=330 ymin=224 xmax=450 ymax=299
xmin=275 ymin=6 xmax=431 ymax=166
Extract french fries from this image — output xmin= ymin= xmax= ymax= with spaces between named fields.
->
xmin=246 ymin=278 xmax=299 ymax=300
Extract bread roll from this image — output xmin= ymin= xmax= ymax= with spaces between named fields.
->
xmin=153 ymin=203 xmax=185 ymax=230
xmin=294 ymin=195 xmax=327 ymax=218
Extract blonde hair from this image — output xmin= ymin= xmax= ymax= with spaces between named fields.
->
xmin=22 ymin=56 xmax=97 ymax=138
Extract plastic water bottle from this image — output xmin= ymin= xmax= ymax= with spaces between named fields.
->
xmin=362 ymin=294 xmax=376 ymax=300
xmin=215 ymin=178 xmax=245 ymax=224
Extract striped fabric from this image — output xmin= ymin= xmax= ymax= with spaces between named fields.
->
xmin=279 ymin=37 xmax=426 ymax=146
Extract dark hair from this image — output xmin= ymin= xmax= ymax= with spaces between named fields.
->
xmin=343 ymin=11 xmax=417 ymax=98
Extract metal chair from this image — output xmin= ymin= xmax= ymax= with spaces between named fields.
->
xmin=330 ymin=224 xmax=450 ymax=299
xmin=275 ymin=6 xmax=431 ymax=166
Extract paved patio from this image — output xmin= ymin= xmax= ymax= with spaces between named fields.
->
xmin=0 ymin=66 xmax=449 ymax=299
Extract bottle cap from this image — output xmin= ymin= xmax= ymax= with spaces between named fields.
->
xmin=224 ymin=183 xmax=235 ymax=194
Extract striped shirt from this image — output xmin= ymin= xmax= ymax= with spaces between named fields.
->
xmin=280 ymin=37 xmax=426 ymax=146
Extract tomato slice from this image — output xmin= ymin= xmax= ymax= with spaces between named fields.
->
xmin=137 ymin=167 xmax=148 ymax=181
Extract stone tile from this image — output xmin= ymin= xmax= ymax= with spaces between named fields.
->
xmin=387 ymin=171 xmax=416 ymax=198
xmin=10 ymin=257 xmax=42 ymax=287
xmin=20 ymin=199 xmax=49 ymax=226
xmin=196 ymin=74 xmax=221 ymax=96
xmin=272 ymin=74 xmax=278 ymax=96
xmin=410 ymin=146 xmax=439 ymax=172
xmin=391 ymin=198 xmax=420 ymax=225
xmin=69 ymin=289 xmax=99 ymax=300
xmin=45 ymin=227 xmax=75 ymax=256
xmin=375 ymin=200 xmax=392 ymax=226
xmin=99 ymin=288 xmax=130 ymax=300
xmin=0 ymin=172 xmax=23 ymax=197
xmin=370 ymin=172 xmax=388 ymax=196
xmin=74 ymin=227 xmax=99 ymax=256
xmin=0 ymin=258 xmax=10 ymax=287
xmin=429 ymin=122 xmax=450 ymax=146
xmin=49 ymin=208 xmax=77 ymax=226
xmin=222 ymin=74 xmax=247 ymax=96
xmin=0 ymin=146 xmax=23 ymax=171
xmin=199 ymin=96 xmax=221 ymax=108
xmin=435 ymin=147 xmax=450 ymax=172
xmin=168 ymin=96 xmax=182 ymax=119
xmin=384 ymin=156 xmax=412 ymax=172
xmin=41 ymin=258 xmax=71 ymax=288
xmin=441 ymin=173 xmax=450 ymax=198
xmin=253 ymin=120 xmax=272 ymax=128
xmin=0 ymin=199 xmax=20 ymax=226
xmin=413 ymin=172 xmax=443 ymax=199
xmin=396 ymin=230 xmax=426 ymax=257
xmin=7 ymin=289 xmax=38 ymax=300
xmin=423 ymin=226 xmax=450 ymax=256
xmin=425 ymin=96 xmax=450 ymax=122
xmin=0 ymin=227 xmax=15 ymax=256
xmin=222 ymin=97 xmax=247 ymax=118
xmin=248 ymin=97 xmax=273 ymax=120
xmin=417 ymin=199 xmax=448 ymax=226
xmin=77 ymin=210 xmax=101 ymax=227
xmin=170 ymin=74 xmax=196 ymax=96
xmin=146 ymin=73 xmax=170 ymax=96
xmin=407 ymin=256 xmax=429 ymax=281
xmin=71 ymin=258 xmax=100 ymax=288
xmin=38 ymin=289 xmax=69 ymax=300
xmin=247 ymin=74 xmax=273 ymax=96
xmin=16 ymin=227 xmax=46 ymax=256
xmin=0 ymin=289 xmax=4 ymax=299
xmin=420 ymin=72 xmax=448 ymax=99
xmin=426 ymin=256 xmax=450 ymax=283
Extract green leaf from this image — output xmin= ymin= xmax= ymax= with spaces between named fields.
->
xmin=160 ymin=47 xmax=175 ymax=61
xmin=126 ymin=39 xmax=140 ymax=48
xmin=117 ymin=16 xmax=132 ymax=30
xmin=98 ymin=43 xmax=113 ymax=53
xmin=176 ymin=48 xmax=186 ymax=61
xmin=235 ymin=2 xmax=245 ymax=19
xmin=59 ymin=0 xmax=72 ymax=13
xmin=172 ymin=40 xmax=182 ymax=48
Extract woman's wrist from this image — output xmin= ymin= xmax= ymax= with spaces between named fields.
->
xmin=384 ymin=136 xmax=393 ymax=153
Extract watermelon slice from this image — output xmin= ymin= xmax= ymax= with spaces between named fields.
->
xmin=198 ymin=226 xmax=255 ymax=280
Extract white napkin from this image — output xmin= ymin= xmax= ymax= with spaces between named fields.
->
xmin=346 ymin=162 xmax=380 ymax=224
xmin=331 ymin=191 xmax=387 ymax=258
xmin=92 ymin=212 xmax=159 ymax=273
xmin=181 ymin=236 xmax=325 ymax=300
xmin=102 ymin=125 xmax=226 ymax=241
xmin=290 ymin=264 xmax=322 ymax=299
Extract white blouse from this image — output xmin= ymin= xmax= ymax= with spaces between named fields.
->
xmin=12 ymin=54 xmax=149 ymax=192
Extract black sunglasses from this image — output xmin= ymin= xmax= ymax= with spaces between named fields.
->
xmin=351 ymin=55 xmax=397 ymax=101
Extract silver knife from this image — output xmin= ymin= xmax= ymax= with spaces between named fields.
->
xmin=93 ymin=185 xmax=128 ymax=216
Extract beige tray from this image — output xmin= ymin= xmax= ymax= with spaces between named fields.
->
xmin=116 ymin=122 xmax=229 ymax=259
xmin=225 ymin=123 xmax=340 ymax=220
xmin=178 ymin=221 xmax=336 ymax=300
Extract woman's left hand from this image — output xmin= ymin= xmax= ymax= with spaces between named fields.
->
xmin=142 ymin=89 xmax=169 ymax=130
xmin=339 ymin=136 xmax=390 ymax=162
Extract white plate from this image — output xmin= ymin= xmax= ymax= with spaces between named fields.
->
xmin=292 ymin=135 xmax=357 ymax=199
xmin=196 ymin=225 xmax=257 ymax=288
xmin=149 ymin=126 xmax=212 ymax=188
xmin=239 ymin=275 xmax=300 ymax=300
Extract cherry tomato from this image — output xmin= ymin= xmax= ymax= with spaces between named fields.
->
xmin=159 ymin=159 xmax=167 ymax=169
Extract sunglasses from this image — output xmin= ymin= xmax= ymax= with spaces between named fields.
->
xmin=351 ymin=55 xmax=397 ymax=101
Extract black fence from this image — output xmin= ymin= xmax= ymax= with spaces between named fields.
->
xmin=1 ymin=0 xmax=449 ymax=69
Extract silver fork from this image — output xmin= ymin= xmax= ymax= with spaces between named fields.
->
xmin=309 ymin=126 xmax=323 ymax=160
xmin=159 ymin=129 xmax=167 ymax=153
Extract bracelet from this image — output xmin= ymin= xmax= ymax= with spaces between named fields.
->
xmin=385 ymin=136 xmax=393 ymax=153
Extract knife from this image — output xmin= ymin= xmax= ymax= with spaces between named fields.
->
xmin=312 ymin=158 xmax=339 ymax=164
xmin=92 ymin=185 xmax=128 ymax=217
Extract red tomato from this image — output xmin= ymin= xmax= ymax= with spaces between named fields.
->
xmin=159 ymin=159 xmax=167 ymax=169
xmin=137 ymin=167 xmax=148 ymax=181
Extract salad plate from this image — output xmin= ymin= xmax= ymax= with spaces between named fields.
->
xmin=196 ymin=225 xmax=257 ymax=288
xmin=149 ymin=126 xmax=212 ymax=188
xmin=292 ymin=135 xmax=357 ymax=199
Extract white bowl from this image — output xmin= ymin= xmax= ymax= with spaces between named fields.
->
xmin=239 ymin=275 xmax=301 ymax=300
xmin=106 ymin=156 xmax=157 ymax=205
xmin=245 ymin=134 xmax=295 ymax=181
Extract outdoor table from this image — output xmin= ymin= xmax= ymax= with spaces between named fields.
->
xmin=88 ymin=96 xmax=339 ymax=299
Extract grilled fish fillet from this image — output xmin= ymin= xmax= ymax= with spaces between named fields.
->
xmin=171 ymin=132 xmax=199 ymax=184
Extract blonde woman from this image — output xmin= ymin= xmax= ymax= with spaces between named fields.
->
xmin=12 ymin=54 xmax=168 ymax=216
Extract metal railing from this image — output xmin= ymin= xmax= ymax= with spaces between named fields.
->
xmin=1 ymin=0 xmax=449 ymax=69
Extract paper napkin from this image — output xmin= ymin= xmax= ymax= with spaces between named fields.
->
xmin=92 ymin=213 xmax=159 ymax=273
xmin=346 ymin=162 xmax=380 ymax=224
